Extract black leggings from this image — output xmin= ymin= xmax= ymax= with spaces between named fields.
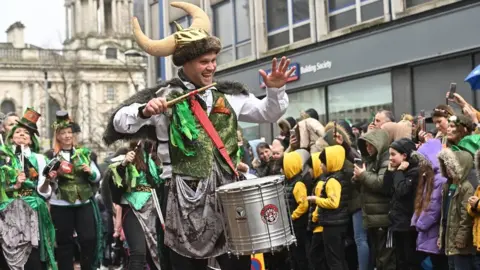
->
xmin=51 ymin=203 xmax=97 ymax=270
xmin=122 ymin=205 xmax=157 ymax=270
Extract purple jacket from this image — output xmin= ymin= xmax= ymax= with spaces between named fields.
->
xmin=411 ymin=140 xmax=447 ymax=254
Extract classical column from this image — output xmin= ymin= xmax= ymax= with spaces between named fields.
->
xmin=75 ymin=0 xmax=82 ymax=34
xmin=128 ymin=0 xmax=133 ymax=33
xmin=77 ymin=83 xmax=89 ymax=141
xmin=87 ymin=0 xmax=93 ymax=33
xmin=117 ymin=0 xmax=123 ymax=34
xmin=128 ymin=82 xmax=136 ymax=95
xmin=98 ymin=0 xmax=104 ymax=33
xmin=92 ymin=0 xmax=98 ymax=33
xmin=65 ymin=5 xmax=70 ymax=39
xmin=111 ymin=0 xmax=117 ymax=32
xmin=85 ymin=82 xmax=95 ymax=140
xmin=22 ymin=82 xmax=30 ymax=111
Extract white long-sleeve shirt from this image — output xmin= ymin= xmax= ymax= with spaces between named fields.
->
xmin=113 ymin=80 xmax=289 ymax=179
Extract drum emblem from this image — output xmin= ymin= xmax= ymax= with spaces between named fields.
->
xmin=260 ymin=204 xmax=279 ymax=225
xmin=235 ymin=206 xmax=247 ymax=221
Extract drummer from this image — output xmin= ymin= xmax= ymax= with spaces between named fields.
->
xmin=283 ymin=149 xmax=312 ymax=270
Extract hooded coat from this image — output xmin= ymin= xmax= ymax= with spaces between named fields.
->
xmin=411 ymin=140 xmax=447 ymax=254
xmin=467 ymin=149 xmax=480 ymax=251
xmin=438 ymin=149 xmax=475 ymax=256
xmin=357 ymin=129 xmax=391 ymax=228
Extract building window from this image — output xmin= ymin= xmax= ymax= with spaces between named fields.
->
xmin=106 ymin=48 xmax=117 ymax=59
xmin=285 ymin=87 xmax=327 ymax=123
xmin=328 ymin=73 xmax=392 ymax=124
xmin=169 ymin=16 xmax=191 ymax=34
xmin=106 ymin=87 xmax=116 ymax=101
xmin=239 ymin=122 xmax=260 ymax=141
xmin=406 ymin=0 xmax=433 ymax=8
xmin=328 ymin=0 xmax=384 ymax=32
xmin=213 ymin=0 xmax=252 ymax=65
xmin=0 ymin=100 xmax=15 ymax=114
xmin=265 ymin=0 xmax=311 ymax=50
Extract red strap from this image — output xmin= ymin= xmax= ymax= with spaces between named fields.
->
xmin=190 ymin=97 xmax=238 ymax=177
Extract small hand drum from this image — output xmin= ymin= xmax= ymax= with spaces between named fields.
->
xmin=42 ymin=157 xmax=61 ymax=177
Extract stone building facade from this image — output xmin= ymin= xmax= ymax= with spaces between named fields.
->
xmin=0 ymin=0 xmax=146 ymax=159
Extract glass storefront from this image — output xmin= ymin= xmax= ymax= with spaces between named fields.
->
xmin=328 ymin=73 xmax=393 ymax=124
xmin=412 ymin=56 xmax=473 ymax=115
xmin=284 ymin=87 xmax=326 ymax=123
xmin=238 ymin=122 xmax=260 ymax=141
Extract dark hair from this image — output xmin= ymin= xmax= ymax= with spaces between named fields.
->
xmin=256 ymin=142 xmax=270 ymax=154
xmin=305 ymin=108 xmax=319 ymax=121
xmin=319 ymin=150 xmax=327 ymax=166
xmin=432 ymin=105 xmax=454 ymax=119
xmin=378 ymin=110 xmax=395 ymax=122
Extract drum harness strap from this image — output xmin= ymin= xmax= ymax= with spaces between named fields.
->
xmin=190 ymin=96 xmax=239 ymax=178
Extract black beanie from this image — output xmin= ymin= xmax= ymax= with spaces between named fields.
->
xmin=390 ymin=138 xmax=416 ymax=159
xmin=319 ymin=150 xmax=327 ymax=167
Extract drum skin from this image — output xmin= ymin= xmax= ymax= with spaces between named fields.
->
xmin=216 ymin=175 xmax=296 ymax=255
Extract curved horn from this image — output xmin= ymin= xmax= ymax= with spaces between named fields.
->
xmin=132 ymin=17 xmax=176 ymax=57
xmin=170 ymin=2 xmax=211 ymax=33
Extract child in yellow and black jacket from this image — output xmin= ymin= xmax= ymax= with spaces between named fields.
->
xmin=307 ymin=145 xmax=350 ymax=270
xmin=306 ymin=152 xmax=328 ymax=270
xmin=283 ymin=149 xmax=311 ymax=270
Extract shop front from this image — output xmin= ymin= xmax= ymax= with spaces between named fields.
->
xmin=221 ymin=2 xmax=480 ymax=142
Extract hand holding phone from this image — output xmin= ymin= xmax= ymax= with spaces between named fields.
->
xmin=447 ymin=82 xmax=457 ymax=105
xmin=354 ymin=158 xmax=363 ymax=167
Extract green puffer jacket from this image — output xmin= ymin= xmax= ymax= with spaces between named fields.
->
xmin=438 ymin=149 xmax=475 ymax=256
xmin=356 ymin=129 xmax=391 ymax=228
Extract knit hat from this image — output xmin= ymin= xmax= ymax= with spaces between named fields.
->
xmin=132 ymin=2 xmax=222 ymax=67
xmin=390 ymin=138 xmax=417 ymax=159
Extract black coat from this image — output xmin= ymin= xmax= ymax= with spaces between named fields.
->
xmin=383 ymin=161 xmax=419 ymax=231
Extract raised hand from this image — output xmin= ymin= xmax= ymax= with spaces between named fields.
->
xmin=259 ymin=57 xmax=296 ymax=89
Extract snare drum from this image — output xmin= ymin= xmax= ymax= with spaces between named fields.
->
xmin=216 ymin=175 xmax=296 ymax=256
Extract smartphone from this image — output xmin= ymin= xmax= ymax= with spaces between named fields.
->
xmin=419 ymin=110 xmax=426 ymax=131
xmin=333 ymin=121 xmax=337 ymax=137
xmin=448 ymin=83 xmax=457 ymax=99
xmin=354 ymin=158 xmax=363 ymax=167
xmin=290 ymin=129 xmax=296 ymax=137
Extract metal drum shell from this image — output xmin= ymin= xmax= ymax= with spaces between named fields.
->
xmin=216 ymin=175 xmax=296 ymax=255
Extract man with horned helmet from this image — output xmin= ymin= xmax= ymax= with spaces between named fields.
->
xmin=103 ymin=2 xmax=294 ymax=269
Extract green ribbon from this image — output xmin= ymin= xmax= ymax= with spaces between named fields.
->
xmin=169 ymin=99 xmax=199 ymax=156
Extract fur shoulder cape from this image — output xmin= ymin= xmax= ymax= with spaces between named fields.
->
xmin=102 ymin=78 xmax=249 ymax=146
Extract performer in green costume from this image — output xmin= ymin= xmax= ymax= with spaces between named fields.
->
xmin=104 ymin=2 xmax=294 ymax=269
xmin=0 ymin=108 xmax=57 ymax=270
xmin=45 ymin=110 xmax=103 ymax=270
xmin=106 ymin=140 xmax=163 ymax=269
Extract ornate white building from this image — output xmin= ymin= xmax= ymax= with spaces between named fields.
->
xmin=0 ymin=0 xmax=146 ymax=159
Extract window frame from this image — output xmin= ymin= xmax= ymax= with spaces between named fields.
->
xmin=327 ymin=0 xmax=385 ymax=32
xmin=212 ymin=0 xmax=253 ymax=65
xmin=106 ymin=86 xmax=116 ymax=102
xmin=264 ymin=0 xmax=312 ymax=50
xmin=106 ymin=47 xmax=118 ymax=59
xmin=169 ymin=16 xmax=192 ymax=34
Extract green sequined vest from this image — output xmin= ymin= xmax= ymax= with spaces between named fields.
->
xmin=169 ymin=90 xmax=239 ymax=178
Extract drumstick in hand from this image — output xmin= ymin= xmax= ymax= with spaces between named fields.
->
xmin=139 ymin=83 xmax=217 ymax=107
